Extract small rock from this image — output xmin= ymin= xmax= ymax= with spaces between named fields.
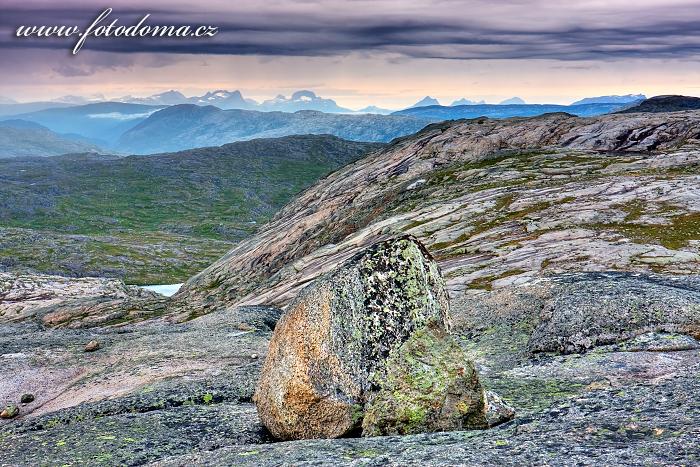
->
xmin=0 ymin=405 xmax=19 ymax=419
xmin=84 ymin=340 xmax=100 ymax=352
xmin=251 ymin=354 xmax=258 ymax=359
xmin=484 ymin=390 xmax=516 ymax=427
xmin=20 ymin=393 xmax=34 ymax=404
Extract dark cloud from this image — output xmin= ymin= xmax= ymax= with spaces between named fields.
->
xmin=3 ymin=1 xmax=700 ymax=61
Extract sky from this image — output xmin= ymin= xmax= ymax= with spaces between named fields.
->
xmin=3 ymin=0 xmax=700 ymax=108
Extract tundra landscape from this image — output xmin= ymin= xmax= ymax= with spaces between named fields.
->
xmin=3 ymin=0 xmax=700 ymax=465
xmin=2 ymin=95 xmax=700 ymax=465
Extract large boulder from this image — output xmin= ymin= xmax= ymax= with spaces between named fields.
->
xmin=254 ymin=236 xmax=491 ymax=440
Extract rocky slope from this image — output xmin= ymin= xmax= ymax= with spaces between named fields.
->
xmin=618 ymin=94 xmax=700 ymax=113
xmin=3 ymin=110 xmax=700 ymax=465
xmin=174 ymin=110 xmax=700 ymax=317
xmin=2 ymin=270 xmax=699 ymax=465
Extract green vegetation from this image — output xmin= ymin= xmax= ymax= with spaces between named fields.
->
xmin=589 ymin=201 xmax=700 ymax=250
xmin=0 ymin=136 xmax=382 ymax=284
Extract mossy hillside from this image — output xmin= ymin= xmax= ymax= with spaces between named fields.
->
xmin=0 ymin=136 xmax=381 ymax=284
xmin=466 ymin=269 xmax=529 ymax=291
xmin=588 ymin=209 xmax=700 ymax=251
xmin=0 ymin=227 xmax=233 ymax=285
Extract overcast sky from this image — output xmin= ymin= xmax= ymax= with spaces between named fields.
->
xmin=3 ymin=0 xmax=700 ymax=108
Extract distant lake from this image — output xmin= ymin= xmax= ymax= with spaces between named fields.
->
xmin=142 ymin=283 xmax=183 ymax=297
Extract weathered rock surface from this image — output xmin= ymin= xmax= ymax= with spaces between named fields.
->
xmin=2 ymin=270 xmax=700 ymax=465
xmin=254 ymin=236 xmax=475 ymax=440
xmin=451 ymin=272 xmax=700 ymax=372
xmin=527 ymin=272 xmax=700 ymax=353
xmin=173 ymin=111 xmax=700 ymax=317
xmin=0 ymin=305 xmax=280 ymax=464
xmin=153 ymin=271 xmax=700 ymax=466
xmin=362 ymin=324 xmax=487 ymax=436
xmin=0 ymin=273 xmax=168 ymax=328
xmin=155 ymin=363 xmax=700 ymax=466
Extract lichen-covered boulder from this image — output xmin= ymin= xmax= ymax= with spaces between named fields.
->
xmin=361 ymin=324 xmax=488 ymax=436
xmin=254 ymin=236 xmax=452 ymax=440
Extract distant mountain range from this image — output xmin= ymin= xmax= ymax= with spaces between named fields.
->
xmin=0 ymin=101 xmax=428 ymax=154
xmin=409 ymin=96 xmax=527 ymax=108
xmin=572 ymin=94 xmax=646 ymax=105
xmin=392 ymin=101 xmax=634 ymax=119
xmin=0 ymin=120 xmax=102 ymax=158
xmin=116 ymin=105 xmax=429 ymax=154
xmin=1 ymin=90 xmax=651 ymax=117
xmin=0 ymin=92 xmax=679 ymax=158
xmin=114 ymin=89 xmax=353 ymax=113
xmin=451 ymin=98 xmax=486 ymax=106
xmin=51 ymin=94 xmax=107 ymax=105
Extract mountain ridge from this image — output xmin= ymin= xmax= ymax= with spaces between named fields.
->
xmin=116 ymin=105 xmax=429 ymax=154
xmin=572 ymin=94 xmax=645 ymax=105
xmin=392 ymin=101 xmax=633 ymax=119
xmin=116 ymin=89 xmax=352 ymax=113
xmin=617 ymin=95 xmax=700 ymax=113
xmin=0 ymin=120 xmax=103 ymax=158
xmin=410 ymin=96 xmax=440 ymax=108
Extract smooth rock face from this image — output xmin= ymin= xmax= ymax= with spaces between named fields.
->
xmin=254 ymin=236 xmax=453 ymax=440
xmin=362 ymin=324 xmax=487 ymax=436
